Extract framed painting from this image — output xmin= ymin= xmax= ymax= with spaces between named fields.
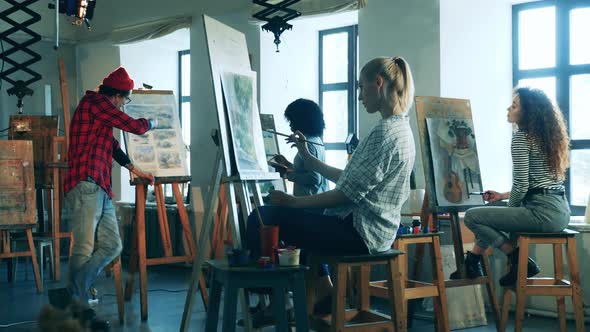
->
xmin=122 ymin=90 xmax=189 ymax=178
xmin=220 ymin=70 xmax=268 ymax=178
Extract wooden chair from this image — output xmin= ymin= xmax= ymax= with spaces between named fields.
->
xmin=500 ymin=229 xmax=585 ymax=332
xmin=370 ymin=233 xmax=450 ymax=332
xmin=307 ymin=249 xmax=405 ymax=332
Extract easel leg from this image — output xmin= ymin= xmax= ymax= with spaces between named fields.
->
xmin=124 ymin=216 xmax=138 ymax=301
xmin=52 ymin=168 xmax=61 ymax=281
xmin=26 ymin=228 xmax=43 ymax=293
xmin=154 ymin=184 xmax=173 ymax=257
xmin=450 ymin=212 xmax=466 ymax=278
xmin=137 ymin=184 xmax=149 ymax=320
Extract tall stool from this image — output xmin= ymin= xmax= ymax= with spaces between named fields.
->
xmin=500 ymin=229 xmax=585 ymax=332
xmin=205 ymin=259 xmax=309 ymax=332
xmin=307 ymin=249 xmax=405 ymax=332
xmin=369 ymin=233 xmax=450 ymax=332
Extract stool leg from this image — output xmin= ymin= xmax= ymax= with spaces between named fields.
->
xmin=565 ymin=237 xmax=586 ymax=332
xmin=331 ymin=263 xmax=348 ymax=332
xmin=553 ymin=243 xmax=566 ymax=332
xmin=482 ymin=253 xmax=501 ymax=332
xmin=38 ymin=244 xmax=44 ymax=288
xmin=205 ymin=273 xmax=222 ymax=332
xmin=112 ymin=259 xmax=125 ymax=324
xmin=221 ymin=283 xmax=238 ymax=332
xmin=272 ymin=286 xmax=289 ymax=332
xmin=514 ymin=238 xmax=530 ymax=332
xmin=500 ymin=289 xmax=511 ymax=332
xmin=388 ymin=257 xmax=406 ymax=332
xmin=431 ymin=236 xmax=449 ymax=332
xmin=395 ymin=240 xmax=409 ymax=324
xmin=292 ymin=271 xmax=310 ymax=332
xmin=358 ymin=264 xmax=370 ymax=311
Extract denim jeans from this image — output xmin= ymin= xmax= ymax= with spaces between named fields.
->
xmin=65 ymin=180 xmax=122 ymax=303
xmin=464 ymin=193 xmax=570 ymax=249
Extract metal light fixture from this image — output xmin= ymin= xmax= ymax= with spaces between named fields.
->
xmin=253 ymin=0 xmax=301 ymax=52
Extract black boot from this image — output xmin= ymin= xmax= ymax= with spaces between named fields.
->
xmin=499 ymin=247 xmax=541 ymax=287
xmin=450 ymin=251 xmax=485 ymax=279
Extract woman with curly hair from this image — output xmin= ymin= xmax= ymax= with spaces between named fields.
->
xmin=270 ymin=98 xmax=329 ymax=197
xmin=457 ymin=87 xmax=570 ymax=286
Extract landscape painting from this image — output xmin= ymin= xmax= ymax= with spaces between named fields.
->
xmin=221 ymin=70 xmax=268 ymax=175
xmin=123 ymin=92 xmax=189 ymax=177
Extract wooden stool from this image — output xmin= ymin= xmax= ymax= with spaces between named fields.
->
xmin=369 ymin=233 xmax=450 ymax=332
xmin=500 ymin=229 xmax=585 ymax=332
xmin=205 ymin=259 xmax=309 ymax=332
xmin=105 ymin=257 xmax=125 ymax=324
xmin=11 ymin=236 xmax=54 ymax=289
xmin=1 ymin=228 xmax=42 ymax=293
xmin=307 ymin=249 xmax=405 ymax=332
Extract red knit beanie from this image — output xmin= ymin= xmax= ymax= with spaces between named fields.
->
xmin=102 ymin=67 xmax=134 ymax=91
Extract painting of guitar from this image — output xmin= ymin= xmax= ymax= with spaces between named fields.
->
xmin=444 ymin=153 xmax=463 ymax=203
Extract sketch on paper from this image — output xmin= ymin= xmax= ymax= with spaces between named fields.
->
xmin=426 ymin=117 xmax=484 ymax=207
xmin=123 ymin=93 xmax=189 ymax=177
xmin=221 ymin=71 xmax=268 ymax=175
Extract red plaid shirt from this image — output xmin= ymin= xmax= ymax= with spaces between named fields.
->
xmin=65 ymin=91 xmax=150 ymax=198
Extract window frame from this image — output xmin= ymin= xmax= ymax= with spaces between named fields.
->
xmin=513 ymin=0 xmax=590 ymax=216
xmin=318 ymin=24 xmax=359 ymax=151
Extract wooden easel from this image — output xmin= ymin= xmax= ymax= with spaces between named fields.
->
xmin=413 ymin=96 xmax=501 ymax=331
xmin=180 ymin=142 xmax=279 ymax=331
xmin=124 ymin=175 xmax=208 ymax=321
xmin=0 ymin=140 xmax=42 ymax=293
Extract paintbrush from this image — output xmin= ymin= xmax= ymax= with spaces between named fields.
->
xmin=263 ymin=130 xmax=325 ymax=146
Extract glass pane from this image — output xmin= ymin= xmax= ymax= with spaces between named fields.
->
xmin=570 ymin=8 xmax=590 ymax=65
xmin=181 ymin=53 xmax=190 ymax=96
xmin=322 ymin=32 xmax=348 ymax=84
xmin=570 ymin=150 xmax=590 ymax=206
xmin=518 ymin=77 xmax=556 ymax=104
xmin=518 ymin=7 xmax=555 ymax=70
xmin=322 ymin=90 xmax=348 ymax=143
xmin=325 ymin=149 xmax=349 ymax=189
xmin=570 ymin=74 xmax=590 ymax=140
xmin=181 ymin=101 xmax=191 ymax=175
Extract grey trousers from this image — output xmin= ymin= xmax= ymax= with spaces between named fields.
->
xmin=464 ymin=193 xmax=570 ymax=249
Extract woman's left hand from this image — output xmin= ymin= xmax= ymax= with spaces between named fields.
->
xmin=268 ymin=190 xmax=297 ymax=208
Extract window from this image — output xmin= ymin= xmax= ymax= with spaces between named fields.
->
xmin=513 ymin=1 xmax=590 ymax=215
xmin=179 ymin=49 xmax=191 ymax=170
xmin=319 ymin=25 xmax=358 ymax=172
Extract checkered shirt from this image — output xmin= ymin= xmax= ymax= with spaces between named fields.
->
xmin=65 ymin=91 xmax=150 ymax=198
xmin=325 ymin=115 xmax=415 ymax=253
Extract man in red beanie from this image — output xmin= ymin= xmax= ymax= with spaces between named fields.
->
xmin=51 ymin=66 xmax=156 ymax=326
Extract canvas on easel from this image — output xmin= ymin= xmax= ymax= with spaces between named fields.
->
xmin=220 ymin=70 xmax=268 ymax=176
xmin=259 ymin=113 xmax=287 ymax=194
xmin=426 ymin=117 xmax=484 ymax=207
xmin=415 ymin=96 xmax=499 ymax=329
xmin=122 ymin=90 xmax=189 ymax=178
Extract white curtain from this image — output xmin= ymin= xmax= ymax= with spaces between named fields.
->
xmin=251 ymin=0 xmax=367 ymax=22
xmin=108 ymin=16 xmax=192 ymax=45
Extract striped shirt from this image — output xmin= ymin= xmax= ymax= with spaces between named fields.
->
xmin=508 ymin=130 xmax=564 ymax=207
xmin=325 ymin=115 xmax=415 ymax=253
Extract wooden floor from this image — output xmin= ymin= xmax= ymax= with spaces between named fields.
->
xmin=0 ymin=261 xmax=587 ymax=331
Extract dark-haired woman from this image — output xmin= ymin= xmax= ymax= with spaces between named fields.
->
xmin=458 ymin=87 xmax=570 ymax=286
xmin=271 ymin=98 xmax=329 ymax=197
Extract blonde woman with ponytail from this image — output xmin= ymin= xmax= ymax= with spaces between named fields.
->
xmin=242 ymin=56 xmax=416 ymax=323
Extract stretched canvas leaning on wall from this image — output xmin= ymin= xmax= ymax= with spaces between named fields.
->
xmin=123 ymin=91 xmax=189 ymax=177
xmin=220 ymin=70 xmax=268 ymax=176
xmin=426 ymin=117 xmax=484 ymax=207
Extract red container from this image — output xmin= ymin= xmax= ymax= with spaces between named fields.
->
xmin=260 ymin=225 xmax=279 ymax=263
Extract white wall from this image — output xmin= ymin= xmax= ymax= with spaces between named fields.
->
xmin=260 ymin=11 xmax=358 ymax=163
xmin=440 ymin=0 xmax=513 ymax=192
xmin=115 ymin=28 xmax=190 ymax=202
xmin=359 ymin=0 xmax=441 ymax=190
xmin=0 ymin=40 xmax=78 ymax=135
